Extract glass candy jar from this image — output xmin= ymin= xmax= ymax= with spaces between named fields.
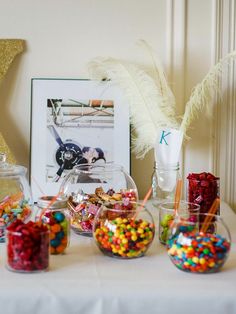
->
xmin=93 ymin=201 xmax=155 ymax=259
xmin=167 ymin=213 xmax=231 ymax=273
xmin=152 ymin=162 xmax=181 ymax=207
xmin=187 ymin=172 xmax=220 ymax=226
xmin=59 ymin=163 xmax=138 ymax=237
xmin=0 ymin=153 xmax=32 ymax=242
xmin=159 ymin=201 xmax=200 ymax=245
xmin=36 ymin=196 xmax=70 ymax=254
xmin=6 ymin=220 xmax=49 ymax=273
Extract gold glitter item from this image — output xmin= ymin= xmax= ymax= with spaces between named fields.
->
xmin=0 ymin=39 xmax=24 ymax=84
xmin=0 ymin=39 xmax=25 ymax=163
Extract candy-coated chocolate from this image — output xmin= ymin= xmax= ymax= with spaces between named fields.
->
xmin=94 ymin=217 xmax=155 ymax=259
xmin=167 ymin=232 xmax=230 ymax=273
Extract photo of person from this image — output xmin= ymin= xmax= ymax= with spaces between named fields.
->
xmin=46 ymin=98 xmax=114 ymax=182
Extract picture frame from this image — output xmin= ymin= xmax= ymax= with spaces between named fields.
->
xmin=30 ymin=78 xmax=130 ymax=202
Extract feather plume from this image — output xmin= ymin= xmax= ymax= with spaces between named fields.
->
xmin=88 ymin=57 xmax=178 ymax=158
xmin=180 ymin=50 xmax=236 ymax=135
xmin=137 ymin=39 xmax=176 ymax=117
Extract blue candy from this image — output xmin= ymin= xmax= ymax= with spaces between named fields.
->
xmin=53 ymin=212 xmax=65 ymax=223
xmin=50 ymin=239 xmax=61 ymax=247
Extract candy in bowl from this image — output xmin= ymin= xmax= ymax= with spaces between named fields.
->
xmin=59 ymin=163 xmax=138 ymax=236
xmin=93 ymin=201 xmax=155 ymax=258
xmin=167 ymin=213 xmax=231 ymax=273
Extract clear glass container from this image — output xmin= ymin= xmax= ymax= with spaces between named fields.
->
xmin=59 ymin=163 xmax=138 ymax=237
xmin=152 ymin=162 xmax=181 ymax=207
xmin=187 ymin=172 xmax=220 ymax=226
xmin=0 ymin=153 xmax=33 ymax=242
xmin=6 ymin=220 xmax=49 ymax=273
xmin=93 ymin=201 xmax=155 ymax=259
xmin=36 ymin=196 xmax=70 ymax=254
xmin=167 ymin=213 xmax=231 ymax=273
xmin=159 ymin=201 xmax=200 ymax=245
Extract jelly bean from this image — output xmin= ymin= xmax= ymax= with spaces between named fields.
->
xmin=0 ymin=194 xmax=32 ymax=241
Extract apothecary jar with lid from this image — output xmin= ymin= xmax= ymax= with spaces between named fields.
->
xmin=0 ymin=153 xmax=32 ymax=242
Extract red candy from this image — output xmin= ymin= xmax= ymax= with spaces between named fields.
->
xmin=6 ymin=220 xmax=49 ymax=272
xmin=187 ymin=172 xmax=220 ymax=223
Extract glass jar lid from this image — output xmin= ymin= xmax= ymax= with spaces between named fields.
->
xmin=0 ymin=153 xmax=27 ymax=177
xmin=37 ymin=196 xmax=67 ymax=210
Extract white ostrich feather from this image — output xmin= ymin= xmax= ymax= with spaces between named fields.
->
xmin=88 ymin=57 xmax=178 ymax=158
xmin=137 ymin=39 xmax=176 ymax=117
xmin=180 ymin=50 xmax=236 ymax=135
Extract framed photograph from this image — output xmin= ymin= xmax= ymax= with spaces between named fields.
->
xmin=30 ymin=79 xmax=130 ymax=201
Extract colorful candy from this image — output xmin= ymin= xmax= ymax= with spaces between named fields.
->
xmin=159 ymin=213 xmax=174 ymax=244
xmin=6 ymin=220 xmax=49 ymax=272
xmin=68 ymin=187 xmax=137 ymax=235
xmin=94 ymin=217 xmax=155 ymax=258
xmin=0 ymin=192 xmax=32 ymax=242
xmin=167 ymin=232 xmax=230 ymax=273
xmin=41 ymin=210 xmax=69 ymax=254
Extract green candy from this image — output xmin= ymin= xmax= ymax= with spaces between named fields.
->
xmin=160 ymin=214 xmax=174 ymax=227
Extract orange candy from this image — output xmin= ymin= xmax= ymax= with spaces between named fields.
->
xmin=56 ymin=244 xmax=67 ymax=254
xmin=50 ymin=232 xmax=56 ymax=240
xmin=51 ymin=224 xmax=61 ymax=233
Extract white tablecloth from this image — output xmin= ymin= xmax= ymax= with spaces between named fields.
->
xmin=0 ymin=201 xmax=235 ymax=314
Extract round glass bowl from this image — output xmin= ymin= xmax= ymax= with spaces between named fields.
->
xmin=159 ymin=201 xmax=200 ymax=245
xmin=93 ymin=201 xmax=155 ymax=259
xmin=167 ymin=213 xmax=231 ymax=273
xmin=59 ymin=163 xmax=138 ymax=236
xmin=0 ymin=153 xmax=33 ymax=242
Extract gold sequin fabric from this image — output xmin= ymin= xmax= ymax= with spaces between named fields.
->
xmin=0 ymin=39 xmax=25 ymax=163
xmin=0 ymin=39 xmax=24 ymax=83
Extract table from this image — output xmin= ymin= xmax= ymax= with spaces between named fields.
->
xmin=0 ymin=201 xmax=235 ymax=314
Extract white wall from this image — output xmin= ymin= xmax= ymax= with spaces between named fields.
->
xmin=0 ymin=0 xmax=235 ymax=204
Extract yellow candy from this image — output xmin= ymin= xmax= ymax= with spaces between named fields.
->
xmin=137 ymin=228 xmax=144 ymax=234
xmin=192 ymin=257 xmax=199 ymax=264
xmin=131 ymin=235 xmax=137 ymax=241
xmin=209 ymin=261 xmax=215 ymax=267
xmin=199 ymin=258 xmax=206 ymax=265
xmin=122 ymin=238 xmax=128 ymax=244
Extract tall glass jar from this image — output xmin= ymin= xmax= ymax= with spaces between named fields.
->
xmin=36 ymin=196 xmax=70 ymax=255
xmin=6 ymin=220 xmax=50 ymax=273
xmin=187 ymin=172 xmax=220 ymax=226
xmin=152 ymin=162 xmax=181 ymax=207
xmin=59 ymin=163 xmax=138 ymax=237
xmin=0 ymin=153 xmax=32 ymax=242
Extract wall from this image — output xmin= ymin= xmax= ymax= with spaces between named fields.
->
xmin=0 ymin=0 xmax=235 ymax=205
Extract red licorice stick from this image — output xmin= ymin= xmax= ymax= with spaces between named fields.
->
xmin=133 ymin=187 xmax=152 ymax=219
xmin=174 ymin=179 xmax=183 ymax=215
xmin=200 ymin=198 xmax=220 ymax=233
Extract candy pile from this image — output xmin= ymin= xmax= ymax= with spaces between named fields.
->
xmin=41 ymin=210 xmax=69 ymax=254
xmin=159 ymin=214 xmax=174 ymax=244
xmin=187 ymin=172 xmax=220 ymax=221
xmin=167 ymin=232 xmax=230 ymax=273
xmin=68 ymin=187 xmax=137 ymax=235
xmin=0 ymin=193 xmax=32 ymax=242
xmin=6 ymin=220 xmax=49 ymax=272
xmin=94 ymin=217 xmax=155 ymax=258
